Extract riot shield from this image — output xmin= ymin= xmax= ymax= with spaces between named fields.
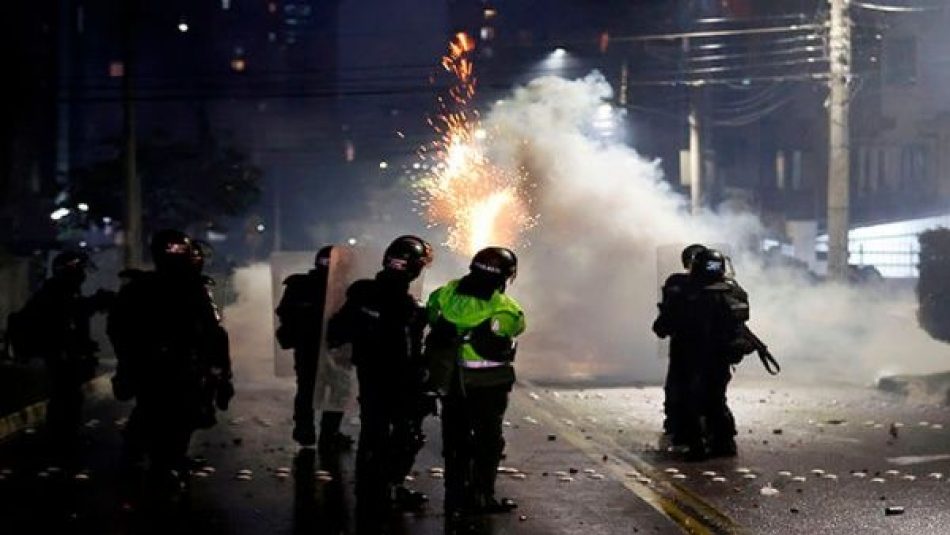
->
xmin=315 ymin=246 xmax=427 ymax=412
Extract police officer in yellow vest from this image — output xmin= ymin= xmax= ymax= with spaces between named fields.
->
xmin=425 ymin=246 xmax=525 ymax=517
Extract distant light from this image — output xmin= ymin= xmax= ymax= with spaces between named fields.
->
xmin=551 ymin=48 xmax=567 ymax=58
xmin=50 ymin=208 xmax=71 ymax=221
xmin=474 ymin=129 xmax=487 ymax=140
xmin=177 ymin=21 xmax=189 ymax=33
xmin=256 ymin=223 xmax=266 ymax=233
xmin=484 ymin=8 xmax=497 ymax=19
xmin=412 ymin=162 xmax=421 ymax=170
xmin=77 ymin=202 xmax=89 ymax=212
xmin=347 ymin=238 xmax=358 ymax=246
xmin=108 ymin=61 xmax=124 ymax=78
xmin=79 ymin=241 xmax=88 ymax=248
xmin=495 ymin=100 xmax=505 ymax=106
xmin=102 ymin=217 xmax=112 ymax=224
xmin=230 ymin=58 xmax=246 ymax=72
xmin=379 ymin=161 xmax=389 ymax=170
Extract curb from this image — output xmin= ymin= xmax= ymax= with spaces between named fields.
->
xmin=0 ymin=375 xmax=112 ymax=442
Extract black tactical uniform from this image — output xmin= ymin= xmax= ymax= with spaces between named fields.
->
xmin=108 ymin=230 xmax=233 ymax=492
xmin=667 ymin=249 xmax=749 ymax=460
xmin=276 ymin=246 xmax=351 ymax=450
xmin=326 ymin=236 xmax=433 ymax=525
xmin=19 ymin=252 xmax=112 ymax=459
xmin=653 ymin=244 xmax=706 ymax=444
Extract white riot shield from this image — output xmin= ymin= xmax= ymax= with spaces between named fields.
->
xmin=315 ymin=246 xmax=427 ymax=412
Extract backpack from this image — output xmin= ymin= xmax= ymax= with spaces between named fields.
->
xmin=5 ymin=307 xmax=43 ymax=361
xmin=275 ymin=273 xmax=324 ymax=350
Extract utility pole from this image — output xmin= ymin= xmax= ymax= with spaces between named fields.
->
xmin=827 ymin=0 xmax=852 ymax=280
xmin=122 ymin=0 xmax=142 ymax=268
xmin=684 ymin=37 xmax=703 ymax=215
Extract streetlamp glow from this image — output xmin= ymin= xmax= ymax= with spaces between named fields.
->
xmin=177 ymin=21 xmax=189 ymax=33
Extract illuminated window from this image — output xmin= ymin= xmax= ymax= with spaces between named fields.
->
xmin=231 ymin=58 xmax=246 ymax=72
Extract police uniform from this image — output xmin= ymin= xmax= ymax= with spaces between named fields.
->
xmin=108 ymin=231 xmax=232 ymax=492
xmin=325 ymin=236 xmax=432 ymax=525
xmin=426 ymin=269 xmax=525 ymax=515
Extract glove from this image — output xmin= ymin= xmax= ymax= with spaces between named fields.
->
xmin=216 ymin=380 xmax=235 ymax=411
xmin=111 ymin=373 xmax=136 ymax=401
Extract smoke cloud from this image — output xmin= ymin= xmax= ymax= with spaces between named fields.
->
xmin=478 ymin=72 xmax=950 ymax=385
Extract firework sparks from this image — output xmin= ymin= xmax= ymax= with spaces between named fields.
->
xmin=415 ymin=33 xmax=536 ymax=256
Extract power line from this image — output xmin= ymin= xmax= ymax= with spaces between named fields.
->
xmin=613 ymin=23 xmax=823 ymax=43
xmin=852 ymin=1 xmax=942 ymax=13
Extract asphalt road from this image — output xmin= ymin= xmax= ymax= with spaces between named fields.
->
xmin=0 ymin=376 xmax=681 ymax=535
xmin=3 ymin=372 xmax=950 ymax=535
xmin=539 ymin=378 xmax=950 ymax=534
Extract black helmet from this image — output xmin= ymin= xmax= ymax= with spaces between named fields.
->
xmin=681 ymin=243 xmax=707 ymax=269
xmin=150 ymin=229 xmax=194 ymax=273
xmin=470 ymin=247 xmax=518 ymax=282
xmin=383 ymin=235 xmax=433 ymax=279
xmin=315 ymin=245 xmax=334 ymax=269
xmin=690 ymin=248 xmax=727 ymax=283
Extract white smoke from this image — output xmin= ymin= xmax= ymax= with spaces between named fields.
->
xmin=480 ymin=72 xmax=950 ymax=385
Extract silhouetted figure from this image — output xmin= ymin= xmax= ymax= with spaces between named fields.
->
xmin=327 ymin=235 xmax=433 ymax=532
xmin=657 ymin=248 xmax=752 ymax=461
xmin=275 ymin=245 xmax=352 ymax=451
xmin=108 ymin=230 xmax=233 ymax=500
xmin=653 ymin=243 xmax=706 ymax=447
xmin=12 ymin=251 xmax=113 ymax=463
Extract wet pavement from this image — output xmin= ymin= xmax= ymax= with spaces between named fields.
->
xmin=538 ymin=378 xmax=950 ymax=534
xmin=0 ymin=376 xmax=681 ymax=535
xmin=4 ymin=372 xmax=950 ymax=534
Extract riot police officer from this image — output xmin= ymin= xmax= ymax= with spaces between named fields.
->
xmin=653 ymin=244 xmax=706 ymax=446
xmin=16 ymin=251 xmax=112 ymax=462
xmin=674 ymin=248 xmax=750 ymax=460
xmin=108 ymin=229 xmax=233 ymax=495
xmin=275 ymin=245 xmax=353 ymax=451
xmin=425 ymin=246 xmax=526 ymax=517
xmin=326 ymin=235 xmax=433 ymax=526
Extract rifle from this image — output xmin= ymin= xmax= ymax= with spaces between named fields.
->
xmin=740 ymin=324 xmax=780 ymax=375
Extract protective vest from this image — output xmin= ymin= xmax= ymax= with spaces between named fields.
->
xmin=426 ymin=279 xmax=525 ymax=390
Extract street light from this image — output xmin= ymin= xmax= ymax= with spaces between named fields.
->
xmin=177 ymin=21 xmax=189 ymax=33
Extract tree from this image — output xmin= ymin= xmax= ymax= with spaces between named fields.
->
xmin=69 ymin=132 xmax=262 ymax=237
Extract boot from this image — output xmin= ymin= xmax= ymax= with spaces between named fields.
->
xmin=293 ymin=424 xmax=317 ymax=447
xmin=707 ymin=438 xmax=737 ymax=458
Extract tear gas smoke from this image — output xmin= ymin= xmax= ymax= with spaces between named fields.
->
xmin=476 ymin=72 xmax=950 ymax=385
xmin=225 ymin=73 xmax=950 ymax=388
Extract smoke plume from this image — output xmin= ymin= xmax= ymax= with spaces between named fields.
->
xmin=479 ymin=72 xmax=950 ymax=385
